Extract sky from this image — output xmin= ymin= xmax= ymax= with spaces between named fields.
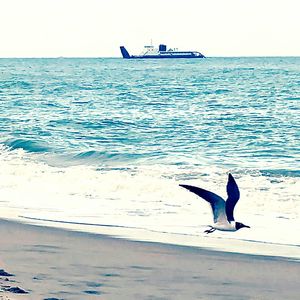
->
xmin=0 ymin=0 xmax=299 ymax=57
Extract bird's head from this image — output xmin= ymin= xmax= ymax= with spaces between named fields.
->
xmin=235 ymin=222 xmax=250 ymax=231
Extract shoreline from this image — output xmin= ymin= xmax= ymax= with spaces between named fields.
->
xmin=1 ymin=218 xmax=300 ymax=299
xmin=9 ymin=213 xmax=300 ymax=261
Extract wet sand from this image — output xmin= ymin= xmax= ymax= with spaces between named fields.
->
xmin=0 ymin=219 xmax=299 ymax=299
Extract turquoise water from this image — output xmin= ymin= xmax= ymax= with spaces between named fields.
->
xmin=0 ymin=57 xmax=299 ymax=257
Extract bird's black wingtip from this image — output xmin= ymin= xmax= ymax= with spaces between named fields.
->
xmin=228 ymin=173 xmax=236 ymax=182
xmin=179 ymin=184 xmax=195 ymax=191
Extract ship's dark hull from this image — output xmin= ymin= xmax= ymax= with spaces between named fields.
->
xmin=128 ymin=54 xmax=205 ymax=59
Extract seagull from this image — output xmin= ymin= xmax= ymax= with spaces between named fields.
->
xmin=180 ymin=173 xmax=250 ymax=233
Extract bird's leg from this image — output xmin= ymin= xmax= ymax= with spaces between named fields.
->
xmin=204 ymin=226 xmax=216 ymax=234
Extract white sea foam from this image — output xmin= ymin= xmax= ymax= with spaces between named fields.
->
xmin=0 ymin=146 xmax=299 ymax=259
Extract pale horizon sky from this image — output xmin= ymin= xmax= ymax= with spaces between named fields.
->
xmin=0 ymin=0 xmax=299 ymax=58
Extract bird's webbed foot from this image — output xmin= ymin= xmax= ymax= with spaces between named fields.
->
xmin=204 ymin=226 xmax=216 ymax=234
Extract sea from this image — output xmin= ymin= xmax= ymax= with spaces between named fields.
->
xmin=0 ymin=57 xmax=299 ymax=259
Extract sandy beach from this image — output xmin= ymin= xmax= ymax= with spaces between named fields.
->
xmin=0 ymin=219 xmax=299 ymax=299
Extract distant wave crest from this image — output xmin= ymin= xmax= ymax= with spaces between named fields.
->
xmin=72 ymin=150 xmax=143 ymax=164
xmin=5 ymin=139 xmax=50 ymax=153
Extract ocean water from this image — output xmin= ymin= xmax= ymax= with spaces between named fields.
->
xmin=0 ymin=57 xmax=299 ymax=258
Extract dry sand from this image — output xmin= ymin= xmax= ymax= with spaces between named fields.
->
xmin=0 ymin=219 xmax=299 ymax=300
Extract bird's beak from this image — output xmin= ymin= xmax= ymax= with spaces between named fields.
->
xmin=245 ymin=225 xmax=250 ymax=228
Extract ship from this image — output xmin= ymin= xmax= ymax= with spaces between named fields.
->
xmin=120 ymin=44 xmax=205 ymax=59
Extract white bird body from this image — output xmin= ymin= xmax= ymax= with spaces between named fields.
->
xmin=180 ymin=173 xmax=250 ymax=233
xmin=213 ymin=222 xmax=236 ymax=231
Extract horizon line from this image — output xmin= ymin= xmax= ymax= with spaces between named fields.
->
xmin=0 ymin=55 xmax=300 ymax=59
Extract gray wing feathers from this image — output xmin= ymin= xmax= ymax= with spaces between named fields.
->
xmin=179 ymin=184 xmax=226 ymax=223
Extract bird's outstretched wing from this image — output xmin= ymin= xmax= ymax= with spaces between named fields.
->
xmin=225 ymin=173 xmax=240 ymax=222
xmin=179 ymin=184 xmax=226 ymax=223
